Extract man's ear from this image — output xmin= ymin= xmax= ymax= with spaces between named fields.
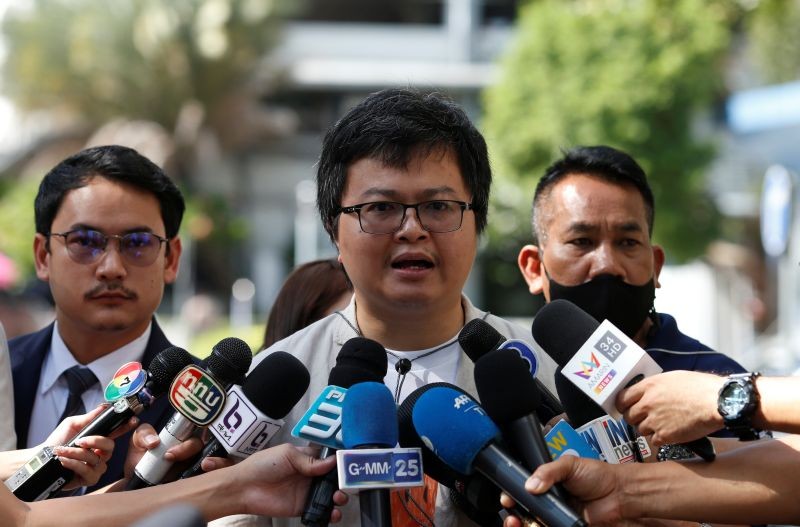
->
xmin=33 ymin=233 xmax=50 ymax=282
xmin=518 ymin=244 xmax=545 ymax=295
xmin=163 ymin=236 xmax=182 ymax=285
xmin=652 ymin=244 xmax=665 ymax=288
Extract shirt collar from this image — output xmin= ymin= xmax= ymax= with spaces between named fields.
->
xmin=39 ymin=321 xmax=153 ymax=396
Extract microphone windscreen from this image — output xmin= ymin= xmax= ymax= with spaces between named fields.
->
xmin=531 ymin=299 xmax=599 ymax=367
xmin=458 ymin=319 xmax=505 ymax=363
xmin=342 ymin=382 xmax=398 ymax=449
xmin=242 ymin=351 xmax=310 ymax=419
xmin=329 ymin=337 xmax=388 ymax=387
xmin=474 ymin=348 xmax=540 ymax=424
xmin=411 ymin=384 xmax=499 ymax=475
xmin=206 ymin=337 xmax=253 ymax=385
xmin=147 ymin=346 xmax=194 ymax=395
xmin=398 ymin=382 xmax=461 ymax=486
xmin=555 ymin=368 xmax=605 ymax=428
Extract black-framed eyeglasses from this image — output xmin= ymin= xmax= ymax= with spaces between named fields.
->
xmin=338 ymin=200 xmax=473 ymax=234
xmin=48 ymin=229 xmax=169 ymax=267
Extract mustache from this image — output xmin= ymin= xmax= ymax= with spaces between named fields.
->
xmin=85 ymin=282 xmax=137 ymax=300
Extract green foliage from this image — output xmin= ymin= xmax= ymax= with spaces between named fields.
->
xmin=0 ymin=177 xmax=39 ymax=287
xmin=483 ymin=0 xmax=736 ymax=264
xmin=747 ymin=0 xmax=800 ymax=83
xmin=1 ymin=0 xmax=288 ymax=130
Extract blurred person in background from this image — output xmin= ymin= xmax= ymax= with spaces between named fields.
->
xmin=0 ymin=322 xmax=16 ymax=450
xmin=9 ymin=145 xmax=184 ymax=490
xmin=261 ymin=258 xmax=352 ymax=350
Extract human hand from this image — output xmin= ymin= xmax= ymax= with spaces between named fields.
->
xmin=500 ymin=456 xmax=626 ymax=526
xmin=616 ymin=371 xmax=724 ymax=446
xmin=43 ymin=405 xmax=137 ymax=490
xmin=234 ymin=444 xmax=346 ymax=520
xmin=123 ymin=423 xmax=204 ymax=481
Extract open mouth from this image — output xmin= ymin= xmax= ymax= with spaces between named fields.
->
xmin=391 ymin=259 xmax=434 ymax=270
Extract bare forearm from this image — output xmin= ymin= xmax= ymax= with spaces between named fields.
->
xmin=624 ymin=435 xmax=800 ymax=524
xmin=753 ymin=377 xmax=800 ymax=432
xmin=25 ymin=468 xmax=243 ymax=525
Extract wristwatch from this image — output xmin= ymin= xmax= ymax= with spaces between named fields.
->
xmin=717 ymin=372 xmax=761 ymax=441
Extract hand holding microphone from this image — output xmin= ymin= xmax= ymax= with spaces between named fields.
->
xmin=616 ymin=370 xmax=729 ymax=446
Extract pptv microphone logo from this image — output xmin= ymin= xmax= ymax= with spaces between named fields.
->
xmin=169 ymin=365 xmax=226 ymax=426
xmin=573 ymin=352 xmax=617 ymax=395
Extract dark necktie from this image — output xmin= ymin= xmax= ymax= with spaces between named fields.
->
xmin=58 ymin=366 xmax=99 ymax=422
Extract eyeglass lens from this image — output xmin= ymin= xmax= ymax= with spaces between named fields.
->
xmin=359 ymin=201 xmax=465 ymax=234
xmin=61 ymin=229 xmax=164 ymax=266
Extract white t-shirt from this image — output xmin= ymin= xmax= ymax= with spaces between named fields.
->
xmin=384 ymin=335 xmax=462 ymax=404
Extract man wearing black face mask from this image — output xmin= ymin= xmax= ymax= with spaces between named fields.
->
xmin=518 ymin=145 xmax=745 ymax=380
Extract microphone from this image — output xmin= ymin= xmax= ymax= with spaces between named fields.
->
xmin=533 ymin=299 xmax=714 ymax=462
xmin=398 ymin=382 xmax=510 ymax=526
xmin=5 ymin=346 xmax=193 ymax=501
xmin=180 ymin=351 xmax=310 ymax=479
xmin=458 ymin=319 xmax=563 ymax=422
xmin=300 ymin=337 xmax=388 ymax=527
xmin=341 ymin=382 xmax=397 ymax=527
xmin=474 ymin=348 xmax=569 ymax=501
xmin=409 ymin=383 xmax=585 ymax=527
xmin=126 ymin=338 xmax=253 ymax=489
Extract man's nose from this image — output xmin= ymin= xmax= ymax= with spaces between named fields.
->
xmin=587 ymin=243 xmax=626 ymax=279
xmin=394 ymin=207 xmax=428 ymax=241
xmin=94 ymin=241 xmax=128 ymax=281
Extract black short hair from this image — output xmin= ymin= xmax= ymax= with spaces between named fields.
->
xmin=35 ymin=145 xmax=185 ymax=240
xmin=532 ymin=145 xmax=655 ymax=246
xmin=316 ymin=88 xmax=491 ymax=240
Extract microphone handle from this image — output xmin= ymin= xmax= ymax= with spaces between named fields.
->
xmin=131 ymin=413 xmax=198 ymax=486
xmin=66 ymin=398 xmax=139 ymax=447
xmin=475 ymin=444 xmax=585 ymax=527
xmin=359 ymin=488 xmax=391 ymax=527
xmin=301 ymin=446 xmax=337 ymax=527
xmin=534 ymin=379 xmax=564 ymax=422
xmin=507 ymin=416 xmax=569 ymax=502
xmin=125 ymin=473 xmax=151 ymax=491
xmin=180 ymin=439 xmax=228 ymax=479
xmin=684 ymin=436 xmax=716 ymax=462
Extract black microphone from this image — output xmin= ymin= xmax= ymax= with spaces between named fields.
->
xmin=408 ymin=383 xmax=585 ymax=527
xmin=341 ymin=382 xmax=397 ymax=527
xmin=126 ymin=338 xmax=253 ymax=489
xmin=5 ymin=347 xmax=193 ymax=501
xmin=533 ymin=299 xmax=715 ymax=462
xmin=301 ymin=337 xmax=388 ymax=527
xmin=474 ymin=348 xmax=569 ymax=501
xmin=459 ymin=318 xmax=563 ymax=422
xmin=180 ymin=351 xmax=310 ymax=479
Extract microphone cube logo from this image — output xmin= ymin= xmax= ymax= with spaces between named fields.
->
xmin=169 ymin=366 xmax=226 ymax=426
xmin=210 ymin=387 xmax=283 ymax=458
xmin=593 ymin=331 xmax=627 ymax=362
xmin=572 ymin=352 xmax=617 ymax=395
xmin=292 ymin=385 xmax=347 ymax=449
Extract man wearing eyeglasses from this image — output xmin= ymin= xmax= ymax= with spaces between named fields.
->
xmin=217 ymin=89 xmax=559 ymax=527
xmin=8 ymin=144 xmax=184 ymax=490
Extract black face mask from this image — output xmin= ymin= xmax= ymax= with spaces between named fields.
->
xmin=545 ymin=271 xmax=656 ymax=339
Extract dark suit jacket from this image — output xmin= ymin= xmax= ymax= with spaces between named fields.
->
xmin=9 ymin=318 xmax=177 ymax=490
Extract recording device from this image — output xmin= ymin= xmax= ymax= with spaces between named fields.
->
xmin=126 ymin=338 xmax=253 ymax=489
xmin=474 ymin=348 xmax=569 ymax=501
xmin=407 ymin=383 xmax=585 ymax=527
xmin=339 ymin=382 xmax=401 ymax=527
xmin=301 ymin=337 xmax=388 ymax=527
xmin=533 ymin=299 xmax=715 ymax=462
xmin=458 ymin=319 xmax=563 ymax=422
xmin=5 ymin=347 xmax=193 ymax=501
xmin=180 ymin=351 xmax=310 ymax=479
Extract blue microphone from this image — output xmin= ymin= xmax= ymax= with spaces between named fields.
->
xmin=411 ymin=384 xmax=585 ymax=527
xmin=342 ymin=382 xmax=397 ymax=527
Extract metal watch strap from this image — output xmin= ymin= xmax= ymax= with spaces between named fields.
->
xmin=721 ymin=372 xmax=761 ymax=441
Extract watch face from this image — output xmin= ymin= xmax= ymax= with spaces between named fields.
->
xmin=720 ymin=382 xmax=748 ymax=416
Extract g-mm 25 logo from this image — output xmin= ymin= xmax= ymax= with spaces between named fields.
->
xmin=169 ymin=365 xmax=226 ymax=426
